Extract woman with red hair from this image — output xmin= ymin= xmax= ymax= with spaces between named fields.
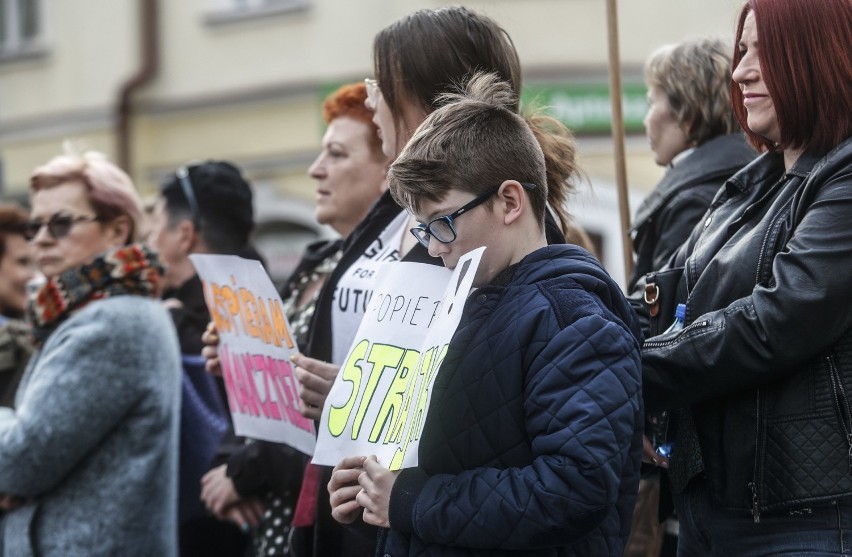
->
xmin=199 ymin=82 xmax=388 ymax=557
xmin=641 ymin=0 xmax=852 ymax=554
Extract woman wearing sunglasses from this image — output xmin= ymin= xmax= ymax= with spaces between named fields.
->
xmin=0 ymin=148 xmax=182 ymax=557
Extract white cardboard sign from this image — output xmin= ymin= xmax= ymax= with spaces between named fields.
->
xmin=312 ymin=247 xmax=484 ymax=470
xmin=190 ymin=254 xmax=316 ymax=456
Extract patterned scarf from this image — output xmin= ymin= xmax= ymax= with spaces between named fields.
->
xmin=27 ymin=244 xmax=164 ymax=346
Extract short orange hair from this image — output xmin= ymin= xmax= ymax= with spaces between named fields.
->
xmin=321 ymin=83 xmax=383 ymax=157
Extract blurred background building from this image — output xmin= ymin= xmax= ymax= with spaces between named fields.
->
xmin=0 ymin=0 xmax=745 ymax=286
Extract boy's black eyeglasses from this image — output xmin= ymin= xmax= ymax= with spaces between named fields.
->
xmin=22 ymin=214 xmax=102 ymax=241
xmin=176 ymin=166 xmax=202 ymax=230
xmin=410 ymin=182 xmax=537 ymax=249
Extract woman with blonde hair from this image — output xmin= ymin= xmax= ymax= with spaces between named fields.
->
xmin=629 ymin=38 xmax=756 ymax=292
xmin=626 ymin=37 xmax=758 ymax=557
xmin=0 ymin=148 xmax=182 ymax=556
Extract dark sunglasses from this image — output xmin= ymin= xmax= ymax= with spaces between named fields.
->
xmin=22 ymin=213 xmax=102 ymax=241
xmin=410 ymin=182 xmax=538 ymax=249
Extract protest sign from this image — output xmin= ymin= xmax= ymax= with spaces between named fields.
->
xmin=190 ymin=254 xmax=316 ymax=455
xmin=312 ymin=247 xmax=484 ymax=470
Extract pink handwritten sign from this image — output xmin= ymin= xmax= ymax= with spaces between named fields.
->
xmin=191 ymin=254 xmax=315 ymax=455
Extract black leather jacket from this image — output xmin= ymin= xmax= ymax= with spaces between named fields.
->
xmin=642 ymin=137 xmax=852 ymax=519
xmin=628 ymin=133 xmax=756 ymax=292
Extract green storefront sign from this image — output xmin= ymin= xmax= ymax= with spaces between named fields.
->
xmin=319 ymin=81 xmax=648 ymax=135
xmin=522 ymin=83 xmax=648 ymax=134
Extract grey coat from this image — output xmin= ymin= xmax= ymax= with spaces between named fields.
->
xmin=0 ymin=296 xmax=182 ymax=557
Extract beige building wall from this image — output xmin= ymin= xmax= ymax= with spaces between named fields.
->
xmin=0 ymin=0 xmax=748 ymax=279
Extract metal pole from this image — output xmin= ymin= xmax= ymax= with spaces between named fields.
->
xmin=605 ymin=0 xmax=634 ymax=283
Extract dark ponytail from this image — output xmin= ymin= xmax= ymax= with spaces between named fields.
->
xmin=525 ymin=113 xmax=591 ymax=248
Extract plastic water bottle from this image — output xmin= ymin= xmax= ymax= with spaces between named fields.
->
xmin=649 ymin=304 xmax=687 ymax=458
xmin=664 ymin=303 xmax=687 ymax=334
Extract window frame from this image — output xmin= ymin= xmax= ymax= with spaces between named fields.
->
xmin=0 ymin=0 xmax=47 ymax=62
xmin=204 ymin=0 xmax=311 ymax=26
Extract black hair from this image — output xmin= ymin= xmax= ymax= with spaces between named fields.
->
xmin=160 ymin=161 xmax=254 ymax=255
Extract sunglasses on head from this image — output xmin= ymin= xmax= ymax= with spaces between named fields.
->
xmin=175 ymin=166 xmax=202 ymax=230
xmin=22 ymin=213 xmax=102 ymax=241
xmin=364 ymin=78 xmax=380 ymax=109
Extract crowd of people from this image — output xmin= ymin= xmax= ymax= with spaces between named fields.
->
xmin=0 ymin=0 xmax=850 ymax=556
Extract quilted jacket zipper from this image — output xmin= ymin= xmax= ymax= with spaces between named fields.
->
xmin=827 ymin=355 xmax=852 ymax=473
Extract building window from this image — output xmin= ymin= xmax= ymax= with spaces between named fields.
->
xmin=206 ymin=0 xmax=310 ymax=25
xmin=0 ymin=0 xmax=44 ymax=59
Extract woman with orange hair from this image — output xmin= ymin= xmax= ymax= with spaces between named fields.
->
xmin=200 ymin=81 xmax=389 ymax=557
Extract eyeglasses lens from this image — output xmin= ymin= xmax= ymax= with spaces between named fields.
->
xmin=430 ymin=219 xmax=455 ymax=243
xmin=23 ymin=216 xmax=78 ymax=241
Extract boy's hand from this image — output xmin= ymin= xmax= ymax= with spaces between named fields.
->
xmin=329 ymin=455 xmax=367 ymax=524
xmin=292 ymin=354 xmax=340 ymax=420
xmin=357 ymin=455 xmax=399 ymax=528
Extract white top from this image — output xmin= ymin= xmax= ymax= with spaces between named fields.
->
xmin=330 ymin=211 xmax=409 ymax=365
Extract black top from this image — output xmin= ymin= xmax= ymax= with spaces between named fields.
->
xmin=628 ymin=133 xmax=756 ymax=292
xmin=163 ymin=274 xmax=209 ymax=355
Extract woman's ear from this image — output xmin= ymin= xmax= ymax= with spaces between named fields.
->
xmin=175 ymin=218 xmax=201 ymax=254
xmin=105 ymin=214 xmax=134 ymax=246
xmin=498 ymin=180 xmax=526 ymax=225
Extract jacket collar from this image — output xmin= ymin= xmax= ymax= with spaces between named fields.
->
xmin=632 ymin=133 xmax=756 ymax=231
xmin=726 ymin=145 xmax=836 ymax=197
xmin=477 ymin=244 xmax=643 ymax=344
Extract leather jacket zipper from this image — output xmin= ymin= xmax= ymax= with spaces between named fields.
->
xmin=754 ymin=195 xmax=794 ymax=284
xmin=827 ymin=355 xmax=852 ymax=472
xmin=750 ymin=388 xmax=763 ymax=523
xmin=643 ymin=320 xmax=710 ymax=349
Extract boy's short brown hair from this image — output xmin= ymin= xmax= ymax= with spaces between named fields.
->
xmin=388 ymin=72 xmax=547 ymax=226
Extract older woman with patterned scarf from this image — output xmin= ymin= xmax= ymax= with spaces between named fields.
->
xmin=0 ymin=148 xmax=182 ymax=557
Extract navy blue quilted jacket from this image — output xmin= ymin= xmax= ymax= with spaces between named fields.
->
xmin=380 ymin=245 xmax=644 ymax=557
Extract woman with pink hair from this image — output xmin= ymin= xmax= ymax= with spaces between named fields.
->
xmin=0 ymin=148 xmax=182 ymax=556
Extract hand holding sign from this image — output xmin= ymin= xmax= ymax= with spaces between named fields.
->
xmin=292 ymin=354 xmax=340 ymax=420
xmin=357 ymin=456 xmax=398 ymax=528
xmin=201 ymin=322 xmax=222 ymax=376
xmin=329 ymin=455 xmax=367 ymax=524
xmin=190 ymin=254 xmax=316 ymax=455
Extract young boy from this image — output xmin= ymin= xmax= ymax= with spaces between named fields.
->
xmin=328 ymin=72 xmax=643 ymax=557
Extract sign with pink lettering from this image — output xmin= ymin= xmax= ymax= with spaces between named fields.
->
xmin=312 ymin=247 xmax=484 ymax=470
xmin=190 ymin=254 xmax=316 ymax=455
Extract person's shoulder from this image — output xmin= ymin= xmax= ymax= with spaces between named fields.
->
xmin=513 ymin=244 xmax=606 ymax=285
xmin=65 ymin=296 xmax=174 ymax=343
xmin=508 ymin=247 xmax=608 ymax=313
xmin=517 ymin=246 xmax=642 ymax=340
xmin=815 ymin=136 xmax=852 ymax=174
xmin=76 ymin=295 xmax=166 ymax=319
